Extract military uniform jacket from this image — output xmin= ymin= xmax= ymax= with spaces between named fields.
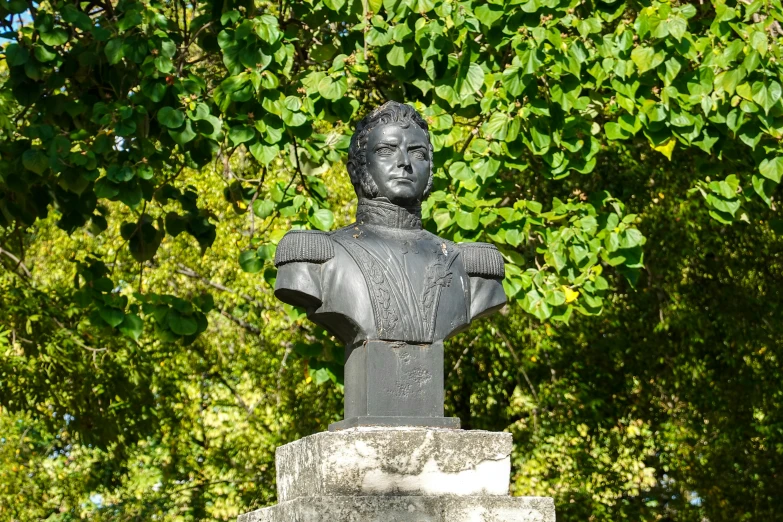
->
xmin=274 ymin=199 xmax=506 ymax=349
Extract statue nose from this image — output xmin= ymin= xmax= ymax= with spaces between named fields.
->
xmin=397 ymin=151 xmax=412 ymax=170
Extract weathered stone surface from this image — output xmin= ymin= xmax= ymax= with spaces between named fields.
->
xmin=275 ymin=428 xmax=513 ymax=502
xmin=238 ymin=495 xmax=555 ymax=522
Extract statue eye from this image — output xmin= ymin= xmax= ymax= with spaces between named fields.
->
xmin=410 ymin=149 xmax=427 ymax=161
xmin=375 ymin=146 xmax=394 ymax=156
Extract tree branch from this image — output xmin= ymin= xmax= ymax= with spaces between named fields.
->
xmin=0 ymin=247 xmax=32 ymax=278
xmin=175 ymin=264 xmax=265 ymax=309
xmin=219 ymin=308 xmax=261 ymax=335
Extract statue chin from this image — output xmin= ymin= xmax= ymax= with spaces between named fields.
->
xmin=355 ymin=176 xmax=425 ymax=208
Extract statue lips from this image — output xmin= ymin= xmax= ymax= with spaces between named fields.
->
xmin=390 ymin=177 xmax=415 ymax=185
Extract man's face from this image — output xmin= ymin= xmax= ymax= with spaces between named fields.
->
xmin=365 ymin=123 xmax=430 ymax=206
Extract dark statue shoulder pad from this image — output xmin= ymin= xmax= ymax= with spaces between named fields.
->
xmin=274 ymin=230 xmax=335 ymax=267
xmin=459 ymin=242 xmax=505 ymax=279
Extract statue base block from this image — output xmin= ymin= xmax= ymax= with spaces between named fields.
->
xmin=328 ymin=415 xmax=460 ymax=431
xmin=238 ymin=428 xmax=555 ymax=522
xmin=238 ymin=495 xmax=556 ymax=522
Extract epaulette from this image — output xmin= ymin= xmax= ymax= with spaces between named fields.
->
xmin=460 ymin=242 xmax=505 ymax=279
xmin=274 ymin=230 xmax=335 ymax=267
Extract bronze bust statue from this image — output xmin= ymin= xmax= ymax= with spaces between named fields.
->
xmin=273 ymin=101 xmax=506 ymax=430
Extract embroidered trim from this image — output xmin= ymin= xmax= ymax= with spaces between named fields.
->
xmin=333 ymin=234 xmax=400 ymax=338
xmin=356 ymin=199 xmax=422 ymax=229
xmin=420 ymin=259 xmax=454 ymax=340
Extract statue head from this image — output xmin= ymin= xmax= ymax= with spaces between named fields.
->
xmin=347 ymin=101 xmax=434 ymax=207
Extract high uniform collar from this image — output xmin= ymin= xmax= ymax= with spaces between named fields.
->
xmin=356 ymin=198 xmax=422 ymax=230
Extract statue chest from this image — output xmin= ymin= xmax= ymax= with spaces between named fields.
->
xmin=323 ymin=226 xmax=470 ymax=344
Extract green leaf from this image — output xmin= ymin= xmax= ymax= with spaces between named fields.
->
xmin=521 ymin=289 xmax=552 ymax=321
xmin=154 ymin=56 xmax=174 ymax=73
xmin=252 ymin=199 xmax=275 ymax=218
xmin=484 ymin=112 xmax=509 ymax=141
xmin=165 ymin=212 xmax=188 ymax=236
xmin=668 ymin=16 xmax=688 ymax=41
xmin=100 ymin=307 xmax=125 ymax=328
xmin=460 ymin=63 xmax=485 ymax=98
xmin=752 ymin=174 xmax=773 ymax=206
xmin=124 ymin=217 xmax=164 ymax=261
xmin=432 ymin=209 xmax=452 ymax=231
xmin=475 ymin=4 xmax=504 ymax=27
xmin=456 ymin=209 xmax=480 ymax=230
xmin=619 ymin=228 xmax=644 ymax=248
xmin=39 ymin=28 xmax=69 ymax=46
xmin=472 ymin=156 xmax=500 ymax=181
xmin=449 ymin=161 xmax=474 ymax=182
xmin=95 ymin=178 xmax=120 ymax=199
xmin=664 ymin=58 xmax=682 ymax=86
xmin=249 ymin=142 xmax=280 ymax=166
xmin=706 ymin=194 xmax=741 ymax=216
xmin=6 ymin=0 xmax=26 ymax=14
xmin=239 ymin=250 xmax=264 ymax=273
xmin=168 ymin=311 xmax=198 ymax=336
xmin=759 ymin=156 xmax=783 ymax=183
xmin=159 ymin=39 xmax=176 ymax=59
xmin=435 ymin=85 xmax=457 ymax=106
xmin=22 ymin=149 xmax=48 ymax=175
xmin=631 ymin=46 xmax=664 ymax=74
xmin=33 ymin=44 xmax=56 ymax=62
xmin=318 ymin=76 xmax=348 ymax=100
xmin=282 ymin=109 xmax=307 ymax=127
xmin=310 ymin=209 xmax=335 ymax=231
xmin=752 ymin=81 xmax=782 ymax=115
xmin=414 ymin=0 xmax=435 ymax=12
xmin=229 ymin=125 xmax=255 ymax=146
xmin=103 ymin=38 xmax=124 ymax=65
xmin=221 ymin=10 xmax=240 ymax=25
xmin=62 ymin=5 xmax=92 ymax=30
xmin=502 ymin=66 xmax=530 ymax=97
xmin=576 ymin=17 xmax=602 ymax=37
xmin=716 ymin=68 xmax=742 ymax=95
xmin=142 ymin=81 xmax=166 ymax=102
xmin=750 ymin=30 xmax=768 ymax=56
xmin=257 ymin=244 xmax=276 ymax=261
xmin=119 ymin=314 xmax=143 ymax=341
xmin=255 ymin=15 xmax=282 ymax=43
xmin=6 ymin=44 xmax=29 ymax=66
xmin=605 ymin=122 xmax=630 ymax=141
xmin=114 ymin=119 xmax=137 ymax=137
xmin=117 ymin=10 xmax=143 ymax=31
xmin=107 ymin=166 xmax=134 ymax=183
xmin=323 ymin=0 xmax=346 ymax=11
xmin=168 ymin=120 xmax=197 ymax=145
xmin=387 ymin=45 xmax=410 ymax=68
xmin=157 ymin=107 xmax=185 ymax=129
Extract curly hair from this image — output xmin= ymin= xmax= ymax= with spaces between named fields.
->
xmin=347 ymin=101 xmax=434 ymax=202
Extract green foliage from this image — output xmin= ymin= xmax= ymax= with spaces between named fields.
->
xmin=1 ymin=0 xmax=782 ymax=521
xmin=2 ymin=0 xmax=780 ymax=337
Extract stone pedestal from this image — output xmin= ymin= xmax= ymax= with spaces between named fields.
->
xmin=238 ymin=428 xmax=555 ymax=522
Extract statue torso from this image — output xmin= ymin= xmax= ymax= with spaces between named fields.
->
xmin=324 ymin=224 xmax=471 ymax=345
xmin=273 ymin=199 xmax=506 ymax=349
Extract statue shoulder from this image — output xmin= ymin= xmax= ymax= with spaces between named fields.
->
xmin=274 ymin=229 xmax=335 ymax=267
xmin=458 ymin=242 xmax=505 ymax=279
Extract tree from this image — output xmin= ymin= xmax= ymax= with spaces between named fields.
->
xmin=1 ymin=0 xmax=782 ymax=521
